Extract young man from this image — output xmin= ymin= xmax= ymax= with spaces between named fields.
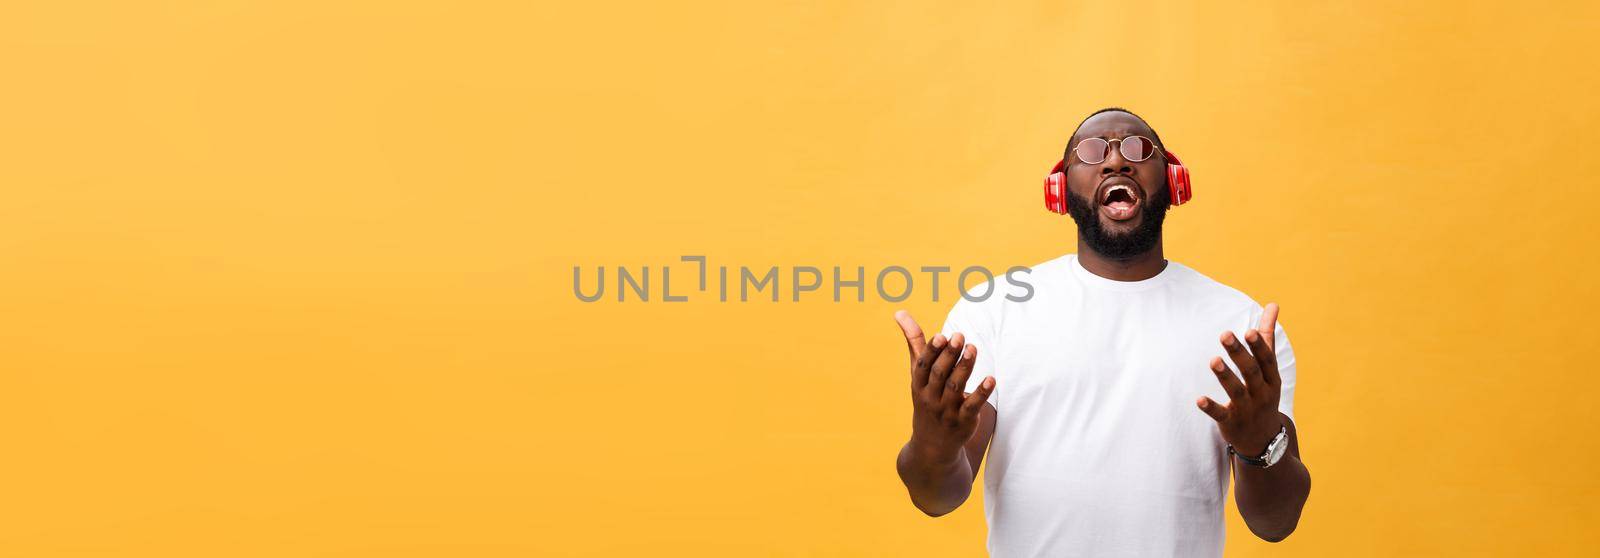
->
xmin=892 ymin=108 xmax=1311 ymax=557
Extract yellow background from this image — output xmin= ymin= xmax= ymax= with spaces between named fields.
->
xmin=2 ymin=1 xmax=1597 ymax=556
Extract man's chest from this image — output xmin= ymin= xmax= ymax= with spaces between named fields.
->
xmin=988 ymin=300 xmax=1248 ymax=444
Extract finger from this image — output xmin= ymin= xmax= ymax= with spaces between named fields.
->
xmin=1208 ymin=356 xmax=1247 ymax=401
xmin=1243 ymin=328 xmax=1281 ymax=389
xmin=959 ymin=376 xmax=996 ymax=422
xmin=911 ymin=333 xmax=946 ymax=391
xmin=941 ymin=343 xmax=978 ymax=408
xmin=1196 ymin=396 xmax=1229 ymax=423
xmin=925 ymin=333 xmax=965 ymax=399
xmin=1256 ymin=303 xmax=1280 ymax=351
xmin=893 ymin=310 xmax=926 ymax=362
xmin=1220 ymin=331 xmax=1265 ymax=393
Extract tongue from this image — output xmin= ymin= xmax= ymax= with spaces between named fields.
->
xmin=1108 ymin=200 xmax=1134 ymax=211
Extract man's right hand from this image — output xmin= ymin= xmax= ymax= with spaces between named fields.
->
xmin=895 ymin=310 xmax=995 ymax=465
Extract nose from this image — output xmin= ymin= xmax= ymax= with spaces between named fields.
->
xmin=1100 ymin=143 xmax=1133 ymax=178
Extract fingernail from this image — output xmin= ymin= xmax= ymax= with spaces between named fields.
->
xmin=1222 ymin=332 xmax=1236 ymax=346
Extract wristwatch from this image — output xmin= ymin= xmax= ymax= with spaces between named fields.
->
xmin=1229 ymin=425 xmax=1288 ymax=468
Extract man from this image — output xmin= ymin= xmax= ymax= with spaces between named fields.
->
xmin=892 ymin=108 xmax=1311 ymax=557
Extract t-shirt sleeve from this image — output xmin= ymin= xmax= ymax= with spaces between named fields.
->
xmin=1275 ymin=323 xmax=1297 ymax=422
xmin=938 ymin=297 xmax=1000 ymax=409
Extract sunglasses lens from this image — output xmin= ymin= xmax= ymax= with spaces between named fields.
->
xmin=1121 ymin=136 xmax=1156 ymax=162
xmin=1075 ymin=138 xmax=1108 ymax=164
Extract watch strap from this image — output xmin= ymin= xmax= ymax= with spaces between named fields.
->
xmin=1228 ymin=425 xmax=1287 ymax=468
xmin=1228 ymin=444 xmax=1269 ymax=467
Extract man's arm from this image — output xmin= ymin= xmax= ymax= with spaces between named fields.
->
xmin=1232 ymin=413 xmax=1310 ymax=541
xmin=892 ymin=311 xmax=998 ymax=517
xmin=1196 ymin=303 xmax=1312 ymax=541
xmin=897 ymin=403 xmax=996 ymax=516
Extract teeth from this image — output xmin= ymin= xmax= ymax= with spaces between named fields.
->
xmin=1105 ymin=185 xmax=1133 ymax=201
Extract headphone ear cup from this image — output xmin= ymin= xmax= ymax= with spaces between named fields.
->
xmin=1166 ymin=164 xmax=1191 ymax=206
xmin=1044 ymin=172 xmax=1068 ymax=214
xmin=1163 ymin=150 xmax=1192 ymax=207
xmin=1044 ymin=158 xmax=1070 ymax=215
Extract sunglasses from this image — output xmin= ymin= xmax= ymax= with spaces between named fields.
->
xmin=1072 ymin=135 xmax=1161 ymax=165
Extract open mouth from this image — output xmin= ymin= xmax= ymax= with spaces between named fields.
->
xmin=1098 ymin=181 xmax=1141 ymax=221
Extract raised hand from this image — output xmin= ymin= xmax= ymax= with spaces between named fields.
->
xmin=894 ymin=310 xmax=995 ymax=464
xmin=1196 ymin=303 xmax=1284 ymax=456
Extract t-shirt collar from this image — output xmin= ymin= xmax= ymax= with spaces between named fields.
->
xmin=1068 ymin=254 xmax=1180 ymax=292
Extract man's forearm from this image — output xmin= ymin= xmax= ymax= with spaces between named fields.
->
xmin=1233 ymin=454 xmax=1311 ymax=542
xmin=896 ymin=440 xmax=976 ymax=517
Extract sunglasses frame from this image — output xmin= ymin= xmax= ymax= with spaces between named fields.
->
xmin=1071 ymin=135 xmax=1162 ymax=165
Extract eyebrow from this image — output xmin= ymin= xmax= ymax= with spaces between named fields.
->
xmin=1090 ymin=129 xmax=1144 ymax=139
xmin=1069 ymin=132 xmax=1144 ymax=147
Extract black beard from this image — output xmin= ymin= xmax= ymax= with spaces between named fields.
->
xmin=1066 ymin=184 xmax=1171 ymax=260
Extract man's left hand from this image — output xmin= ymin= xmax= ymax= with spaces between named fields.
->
xmin=1196 ymin=303 xmax=1284 ymax=456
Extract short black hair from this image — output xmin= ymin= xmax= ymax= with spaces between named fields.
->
xmin=1066 ymin=107 xmax=1165 ymax=158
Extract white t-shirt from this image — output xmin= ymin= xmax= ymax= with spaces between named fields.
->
xmin=940 ymin=254 xmax=1296 ymax=558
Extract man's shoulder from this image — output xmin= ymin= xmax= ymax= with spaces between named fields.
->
xmin=943 ymin=254 xmax=1071 ymax=316
xmin=1026 ymin=253 xmax=1078 ymax=278
xmin=1166 ymin=260 xmax=1264 ymax=311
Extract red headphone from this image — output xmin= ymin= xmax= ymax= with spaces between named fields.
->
xmin=1043 ymin=150 xmax=1192 ymax=214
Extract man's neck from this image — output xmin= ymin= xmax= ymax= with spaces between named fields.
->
xmin=1075 ymin=241 xmax=1167 ymax=282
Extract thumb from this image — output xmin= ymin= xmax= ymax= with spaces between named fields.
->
xmin=894 ymin=310 xmax=926 ymax=360
xmin=1256 ymin=303 xmax=1280 ymax=351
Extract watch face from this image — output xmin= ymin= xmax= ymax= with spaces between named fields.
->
xmin=1267 ymin=431 xmax=1289 ymax=465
